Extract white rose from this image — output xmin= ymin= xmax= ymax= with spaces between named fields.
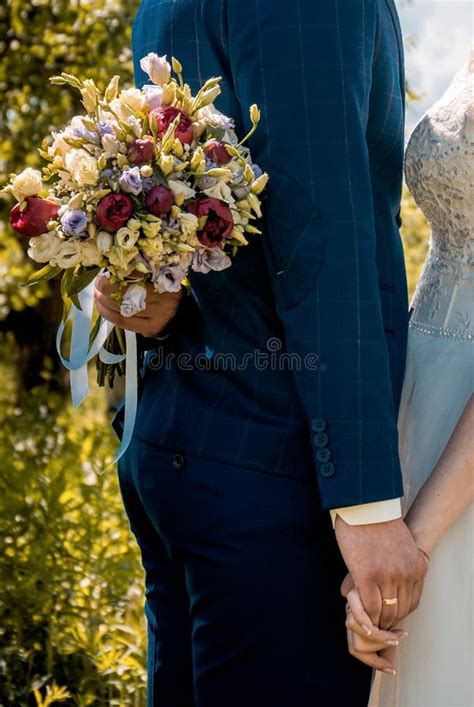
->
xmin=65 ymin=149 xmax=99 ymax=187
xmin=11 ymin=168 xmax=43 ymax=201
xmin=96 ymin=231 xmax=113 ymax=253
xmin=168 ymin=179 xmax=196 ymax=204
xmin=116 ymin=226 xmax=140 ymax=250
xmin=52 ymin=240 xmax=82 ymax=269
xmin=102 ymin=133 xmax=120 ymax=156
xmin=120 ymin=283 xmax=148 ymax=317
xmin=139 ymin=53 xmax=171 ymax=86
xmin=119 ymin=88 xmax=146 ymax=113
xmin=80 ymin=241 xmax=101 ymax=267
xmin=27 ymin=231 xmax=62 ymax=263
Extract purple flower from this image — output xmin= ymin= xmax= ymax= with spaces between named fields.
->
xmin=98 ymin=120 xmax=115 ymax=135
xmin=69 ymin=116 xmax=100 ymax=144
xmin=118 ymin=167 xmax=143 ymax=196
xmin=60 ymin=209 xmax=88 ymax=237
xmin=152 ymin=263 xmax=186 ymax=293
xmin=143 ymin=84 xmax=163 ymax=111
xmin=192 ymin=246 xmax=232 ymax=274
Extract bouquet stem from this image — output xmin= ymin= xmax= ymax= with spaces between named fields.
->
xmin=96 ymin=327 xmax=126 ymax=388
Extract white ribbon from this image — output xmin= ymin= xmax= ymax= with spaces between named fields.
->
xmin=56 ymin=279 xmax=138 ymax=465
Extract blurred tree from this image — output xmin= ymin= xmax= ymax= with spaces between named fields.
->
xmin=0 ymin=342 xmax=147 ymax=705
xmin=0 ymin=0 xmax=139 ymax=393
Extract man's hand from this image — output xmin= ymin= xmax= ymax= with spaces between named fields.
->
xmin=335 ymin=516 xmax=428 ymax=629
xmin=94 ymin=275 xmax=182 ymax=338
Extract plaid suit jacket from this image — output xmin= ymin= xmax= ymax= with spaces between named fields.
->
xmin=130 ymin=0 xmax=408 ymax=509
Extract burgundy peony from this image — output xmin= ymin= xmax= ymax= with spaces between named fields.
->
xmin=204 ymin=138 xmax=232 ymax=166
xmin=188 ymin=197 xmax=234 ymax=247
xmin=145 ymin=185 xmax=174 ymax=216
xmin=151 ymin=106 xmax=194 ymax=145
xmin=96 ymin=193 xmax=134 ymax=232
xmin=128 ymin=137 xmax=155 ymax=165
xmin=9 ymin=197 xmax=58 ymax=237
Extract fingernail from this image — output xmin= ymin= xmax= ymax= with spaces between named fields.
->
xmin=383 ymin=669 xmax=397 ymax=676
xmin=386 ymin=640 xmax=399 ymax=646
xmin=362 ymin=624 xmax=372 ymax=636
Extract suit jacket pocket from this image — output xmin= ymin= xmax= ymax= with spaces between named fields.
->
xmin=262 ymin=167 xmax=325 ymax=309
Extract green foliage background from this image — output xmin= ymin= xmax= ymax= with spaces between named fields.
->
xmin=0 ymin=0 xmax=429 ymax=704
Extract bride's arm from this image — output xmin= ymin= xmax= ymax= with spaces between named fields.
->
xmin=405 ymin=395 xmax=474 ymax=556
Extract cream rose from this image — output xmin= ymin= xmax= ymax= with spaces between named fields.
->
xmin=52 ymin=240 xmax=83 ymax=269
xmin=80 ymin=241 xmax=102 ymax=267
xmin=119 ymin=88 xmax=146 ymax=113
xmin=102 ymin=133 xmax=120 ymax=156
xmin=139 ymin=53 xmax=171 ymax=86
xmin=11 ymin=168 xmax=43 ymax=202
xmin=65 ymin=149 xmax=99 ymax=187
xmin=115 ymin=226 xmax=140 ymax=250
xmin=27 ymin=231 xmax=62 ymax=263
xmin=96 ymin=231 xmax=114 ymax=253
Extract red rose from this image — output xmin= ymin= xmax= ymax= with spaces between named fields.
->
xmin=96 ymin=193 xmax=134 ymax=232
xmin=9 ymin=197 xmax=58 ymax=237
xmin=145 ymin=185 xmax=174 ymax=216
xmin=151 ymin=106 xmax=194 ymax=145
xmin=128 ymin=137 xmax=155 ymax=165
xmin=188 ymin=197 xmax=234 ymax=247
xmin=204 ymin=139 xmax=232 ymax=166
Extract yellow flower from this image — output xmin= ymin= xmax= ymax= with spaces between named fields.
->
xmin=107 ymin=245 xmax=138 ymax=269
xmin=251 ymin=172 xmax=269 ymax=195
xmin=159 ymin=154 xmax=175 ymax=176
xmin=141 ymin=221 xmax=162 ymax=239
xmin=80 ymin=79 xmax=101 ymax=114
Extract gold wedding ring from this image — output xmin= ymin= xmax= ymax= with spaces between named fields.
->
xmin=382 ymin=597 xmax=398 ymax=606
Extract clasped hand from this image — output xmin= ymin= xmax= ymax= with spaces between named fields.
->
xmin=335 ymin=516 xmax=430 ymax=675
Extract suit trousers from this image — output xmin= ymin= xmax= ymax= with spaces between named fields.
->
xmin=118 ymin=436 xmax=371 ymax=707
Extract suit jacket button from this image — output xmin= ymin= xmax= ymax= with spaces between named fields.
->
xmin=320 ymin=462 xmax=335 ymax=478
xmin=316 ymin=448 xmax=331 ymax=462
xmin=313 ymin=432 xmax=328 ymax=448
xmin=172 ymin=453 xmax=185 ymax=470
xmin=311 ymin=417 xmax=326 ymax=432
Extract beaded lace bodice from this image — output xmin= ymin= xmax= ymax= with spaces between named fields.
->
xmin=404 ymin=58 xmax=473 ymax=341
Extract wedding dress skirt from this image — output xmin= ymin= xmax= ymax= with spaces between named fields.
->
xmin=370 ymin=58 xmax=473 ymax=707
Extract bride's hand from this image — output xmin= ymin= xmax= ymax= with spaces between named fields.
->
xmin=344 ymin=585 xmax=408 ymax=675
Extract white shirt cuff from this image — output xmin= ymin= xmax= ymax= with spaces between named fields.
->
xmin=330 ymin=498 xmax=402 ymax=529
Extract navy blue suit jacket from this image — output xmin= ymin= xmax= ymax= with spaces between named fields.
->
xmin=130 ymin=0 xmax=408 ymax=509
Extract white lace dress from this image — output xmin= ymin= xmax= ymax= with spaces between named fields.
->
xmin=370 ymin=60 xmax=474 ymax=706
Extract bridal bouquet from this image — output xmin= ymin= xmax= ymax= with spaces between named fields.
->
xmin=2 ymin=54 xmax=268 ymax=392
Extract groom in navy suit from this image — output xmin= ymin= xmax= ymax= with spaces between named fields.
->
xmin=96 ymin=1 xmax=428 ymax=704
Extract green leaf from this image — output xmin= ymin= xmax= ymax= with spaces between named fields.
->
xmin=26 ymin=264 xmax=62 ymax=286
xmin=88 ymin=314 xmax=102 ymax=351
xmin=206 ymin=125 xmax=225 ymax=141
xmin=68 ymin=266 xmax=101 ymax=298
xmin=152 ymin=164 xmax=168 ymax=188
